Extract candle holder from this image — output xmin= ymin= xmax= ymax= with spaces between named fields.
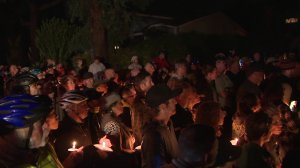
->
xmin=94 ymin=141 xmax=113 ymax=152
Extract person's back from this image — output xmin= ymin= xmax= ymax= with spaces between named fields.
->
xmin=142 ymin=120 xmax=178 ymax=168
xmin=236 ymin=112 xmax=273 ymax=168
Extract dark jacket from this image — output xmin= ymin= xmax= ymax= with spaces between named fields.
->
xmin=53 ymin=115 xmax=92 ymax=162
xmin=142 ymin=120 xmax=179 ymax=168
xmin=236 ymin=142 xmax=273 ymax=168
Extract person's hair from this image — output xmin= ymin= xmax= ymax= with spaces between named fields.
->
xmin=120 ymin=84 xmax=134 ymax=99
xmin=201 ymin=64 xmax=215 ymax=76
xmin=262 ymin=80 xmax=283 ymax=106
xmin=194 ymin=101 xmax=222 ymax=129
xmin=245 ymin=112 xmax=271 ymax=142
xmin=237 ymin=93 xmax=258 ymax=120
xmin=60 ymin=75 xmax=75 ymax=87
xmin=133 ymin=71 xmax=150 ymax=93
xmin=178 ymin=124 xmax=216 ymax=164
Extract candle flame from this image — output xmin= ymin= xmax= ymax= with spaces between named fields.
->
xmin=72 ymin=141 xmax=77 ymax=149
xmin=102 ymin=142 xmax=106 ymax=148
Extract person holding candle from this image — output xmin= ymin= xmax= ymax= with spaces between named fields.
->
xmin=101 ymin=92 xmax=136 ymax=154
xmin=53 ymin=92 xmax=93 ymax=166
xmin=194 ymin=101 xmax=241 ymax=167
xmin=236 ymin=112 xmax=274 ymax=168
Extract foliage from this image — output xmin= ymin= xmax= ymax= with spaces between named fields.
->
xmin=35 ymin=18 xmax=90 ymax=63
xmin=66 ymin=0 xmax=151 ymax=47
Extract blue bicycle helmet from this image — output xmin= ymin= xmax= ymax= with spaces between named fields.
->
xmin=0 ymin=94 xmax=51 ymax=128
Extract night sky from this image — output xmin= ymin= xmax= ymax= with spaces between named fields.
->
xmin=0 ymin=0 xmax=299 ymax=64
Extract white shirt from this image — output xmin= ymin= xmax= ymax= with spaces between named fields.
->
xmin=88 ymin=62 xmax=106 ymax=75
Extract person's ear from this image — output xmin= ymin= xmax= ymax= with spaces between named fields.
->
xmin=158 ymin=103 xmax=167 ymax=113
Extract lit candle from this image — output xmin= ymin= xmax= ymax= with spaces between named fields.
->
xmin=72 ymin=141 xmax=76 ymax=149
xmin=102 ymin=142 xmax=106 ymax=148
xmin=68 ymin=141 xmax=78 ymax=152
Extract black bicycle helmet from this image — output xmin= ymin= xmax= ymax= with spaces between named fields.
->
xmin=6 ymin=73 xmax=38 ymax=95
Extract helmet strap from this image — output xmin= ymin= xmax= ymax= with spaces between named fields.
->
xmin=25 ymin=125 xmax=34 ymax=149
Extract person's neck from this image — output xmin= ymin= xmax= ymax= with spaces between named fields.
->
xmin=248 ymin=77 xmax=259 ymax=86
xmin=155 ymin=117 xmax=169 ymax=125
xmin=67 ymin=112 xmax=84 ymax=124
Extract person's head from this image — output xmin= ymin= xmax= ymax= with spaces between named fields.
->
xmin=238 ymin=93 xmax=261 ymax=118
xmin=131 ymin=55 xmax=139 ymax=64
xmin=9 ymin=73 xmax=40 ymax=96
xmin=177 ymin=124 xmax=217 ymax=167
xmin=45 ymin=110 xmax=59 ymax=130
xmin=144 ymin=62 xmax=155 ymax=75
xmin=158 ymin=51 xmax=165 ymax=59
xmin=60 ymin=75 xmax=76 ymax=91
xmin=202 ymin=64 xmax=217 ymax=82
xmin=59 ymin=92 xmax=89 ymax=123
xmin=227 ymin=57 xmax=240 ymax=74
xmin=94 ymin=57 xmax=101 ymax=64
xmin=194 ymin=102 xmax=226 ymax=137
xmin=262 ymin=80 xmax=284 ymax=105
xmin=245 ymin=112 xmax=272 ymax=144
xmin=176 ymin=82 xmax=200 ymax=109
xmin=94 ymin=80 xmax=109 ymax=94
xmin=120 ymin=84 xmax=136 ymax=106
xmin=56 ymin=64 xmax=65 ymax=76
xmin=134 ymin=71 xmax=154 ymax=94
xmin=76 ymin=58 xmax=85 ymax=68
xmin=82 ymin=72 xmax=94 ymax=88
xmin=215 ymin=53 xmax=227 ymax=74
xmin=30 ymin=68 xmax=44 ymax=80
xmin=104 ymin=92 xmax=123 ymax=116
xmin=0 ymin=94 xmax=52 ymax=149
xmin=9 ymin=64 xmax=19 ymax=77
xmin=253 ymin=52 xmax=261 ymax=62
xmin=46 ymin=58 xmax=55 ymax=66
xmin=246 ymin=63 xmax=265 ymax=86
xmin=145 ymin=84 xmax=181 ymax=123
xmin=174 ymin=62 xmax=187 ymax=78
xmin=104 ymin=68 xmax=116 ymax=81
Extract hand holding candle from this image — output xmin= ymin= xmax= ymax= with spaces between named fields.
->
xmin=94 ymin=135 xmax=113 ymax=152
xmin=230 ymin=138 xmax=239 ymax=146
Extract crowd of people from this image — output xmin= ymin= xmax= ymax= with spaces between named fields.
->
xmin=0 ymin=50 xmax=300 ymax=168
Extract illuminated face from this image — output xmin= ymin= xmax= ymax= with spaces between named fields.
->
xmin=29 ymin=83 xmax=40 ymax=96
xmin=111 ymin=101 xmax=124 ymax=116
xmin=76 ymin=101 xmax=89 ymax=120
xmin=83 ymin=78 xmax=94 ymax=88
xmin=207 ymin=68 xmax=217 ymax=81
xmin=144 ymin=63 xmax=155 ymax=75
xmin=96 ymin=83 xmax=108 ymax=94
xmin=140 ymin=76 xmax=154 ymax=92
xmin=157 ymin=98 xmax=177 ymax=121
xmin=66 ymin=79 xmax=76 ymax=91
xmin=9 ymin=65 xmax=18 ymax=77
xmin=216 ymin=60 xmax=226 ymax=73
xmin=176 ymin=64 xmax=187 ymax=76
xmin=46 ymin=110 xmax=59 ymax=130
